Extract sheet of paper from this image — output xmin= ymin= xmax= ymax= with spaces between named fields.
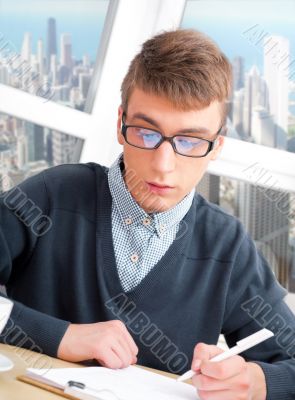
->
xmin=27 ymin=365 xmax=200 ymax=400
xmin=0 ymin=297 xmax=13 ymax=333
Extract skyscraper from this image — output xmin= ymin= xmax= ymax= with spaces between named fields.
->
xmin=232 ymin=56 xmax=245 ymax=91
xmin=243 ymin=66 xmax=267 ymax=140
xmin=60 ymin=33 xmax=72 ymax=69
xmin=264 ymin=35 xmax=289 ymax=150
xmin=79 ymin=73 xmax=92 ymax=99
xmin=237 ymin=182 xmax=290 ymax=288
xmin=196 ymin=173 xmax=220 ymax=204
xmin=0 ymin=66 xmax=9 ymax=85
xmin=52 ymin=131 xmax=81 ymax=166
xmin=251 ymin=106 xmax=275 ymax=147
xmin=37 ymin=38 xmax=44 ymax=76
xmin=21 ymin=32 xmax=32 ymax=63
xmin=47 ymin=18 xmax=57 ymax=73
xmin=26 ymin=122 xmax=45 ymax=162
xmin=232 ymin=88 xmax=244 ymax=137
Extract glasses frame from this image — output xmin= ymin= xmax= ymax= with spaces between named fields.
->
xmin=121 ymin=113 xmax=223 ymax=158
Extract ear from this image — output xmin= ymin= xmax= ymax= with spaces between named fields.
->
xmin=210 ymin=135 xmax=225 ymax=161
xmin=117 ymin=105 xmax=124 ymax=145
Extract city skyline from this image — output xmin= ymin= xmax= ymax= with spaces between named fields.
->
xmin=0 ymin=17 xmax=99 ymax=110
xmin=0 ymin=1 xmax=108 ymax=61
xmin=182 ymin=0 xmax=295 ymax=74
xmin=0 ymin=5 xmax=294 ymax=291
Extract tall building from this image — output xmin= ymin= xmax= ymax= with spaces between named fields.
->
xmin=83 ymin=54 xmax=90 ymax=68
xmin=47 ymin=17 xmax=57 ymax=73
xmin=251 ymin=106 xmax=275 ymax=147
xmin=50 ymin=54 xmax=58 ymax=85
xmin=46 ymin=130 xmax=53 ymax=165
xmin=232 ymin=56 xmax=245 ymax=91
xmin=264 ymin=35 xmax=289 ymax=150
xmin=37 ymin=38 xmax=44 ymax=76
xmin=60 ymin=33 xmax=72 ymax=69
xmin=232 ymin=88 xmax=244 ymax=137
xmin=243 ymin=72 xmax=252 ymax=138
xmin=52 ymin=131 xmax=81 ymax=166
xmin=79 ymin=73 xmax=92 ymax=99
xmin=26 ymin=123 xmax=45 ymax=162
xmin=243 ymin=66 xmax=267 ymax=140
xmin=0 ymin=65 xmax=9 ymax=84
xmin=21 ymin=32 xmax=32 ymax=63
xmin=16 ymin=134 xmax=28 ymax=169
xmin=237 ymin=182 xmax=290 ymax=288
xmin=196 ymin=173 xmax=220 ymax=204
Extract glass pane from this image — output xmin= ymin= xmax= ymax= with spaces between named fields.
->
xmin=182 ymin=0 xmax=295 ymax=154
xmin=0 ymin=0 xmax=110 ymax=111
xmin=0 ymin=111 xmax=83 ymax=187
xmin=197 ymin=173 xmax=295 ymax=292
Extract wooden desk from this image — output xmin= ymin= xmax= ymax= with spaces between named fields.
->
xmin=0 ymin=344 xmax=180 ymax=399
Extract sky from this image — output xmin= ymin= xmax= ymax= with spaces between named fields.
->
xmin=182 ymin=0 xmax=295 ymax=73
xmin=0 ymin=0 xmax=294 ymax=71
xmin=0 ymin=0 xmax=109 ymax=60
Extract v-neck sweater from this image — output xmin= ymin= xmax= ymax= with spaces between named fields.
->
xmin=1 ymin=162 xmax=295 ymax=399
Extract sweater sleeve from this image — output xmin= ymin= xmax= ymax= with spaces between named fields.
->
xmin=0 ymin=171 xmax=70 ymax=357
xmin=222 ymin=232 xmax=295 ymax=400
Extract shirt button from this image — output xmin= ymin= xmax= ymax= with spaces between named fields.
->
xmin=130 ymin=254 xmax=139 ymax=263
xmin=125 ymin=217 xmax=132 ymax=225
xmin=159 ymin=224 xmax=166 ymax=233
xmin=143 ymin=217 xmax=151 ymax=226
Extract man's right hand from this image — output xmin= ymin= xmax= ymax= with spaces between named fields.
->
xmin=57 ymin=320 xmax=138 ymax=369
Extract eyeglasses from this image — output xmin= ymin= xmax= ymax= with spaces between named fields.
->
xmin=121 ymin=113 xmax=222 ymax=158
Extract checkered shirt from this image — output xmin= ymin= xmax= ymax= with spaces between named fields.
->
xmin=108 ymin=153 xmax=195 ymax=292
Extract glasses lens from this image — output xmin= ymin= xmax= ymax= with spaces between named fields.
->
xmin=174 ymin=136 xmax=209 ymax=157
xmin=126 ymin=127 xmax=162 ymax=149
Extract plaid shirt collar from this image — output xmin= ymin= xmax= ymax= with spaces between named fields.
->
xmin=108 ymin=153 xmax=195 ymax=237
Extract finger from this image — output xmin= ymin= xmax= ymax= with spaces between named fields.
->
xmin=192 ymin=364 xmax=248 ymax=391
xmin=111 ymin=339 xmax=133 ymax=368
xmin=200 ymin=355 xmax=247 ymax=380
xmin=111 ymin=320 xmax=138 ymax=357
xmin=192 ymin=343 xmax=223 ymax=370
xmin=132 ymin=356 xmax=138 ymax=364
xmin=197 ymin=389 xmax=233 ymax=400
xmin=117 ymin=337 xmax=134 ymax=366
xmin=120 ymin=326 xmax=139 ymax=357
xmin=96 ymin=348 xmax=123 ymax=369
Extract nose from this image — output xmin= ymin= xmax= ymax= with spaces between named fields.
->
xmin=151 ymin=140 xmax=176 ymax=174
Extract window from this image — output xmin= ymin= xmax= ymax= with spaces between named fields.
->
xmin=0 ymin=0 xmax=110 ymax=112
xmin=182 ymin=0 xmax=295 ymax=293
xmin=0 ymin=0 xmax=115 ymax=180
xmin=0 ymin=111 xmax=83 ymax=187
xmin=198 ymin=172 xmax=295 ymax=292
xmin=182 ymin=0 xmax=295 ymax=154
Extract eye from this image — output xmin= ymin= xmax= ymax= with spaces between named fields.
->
xmin=136 ymin=129 xmax=159 ymax=140
xmin=177 ymin=138 xmax=202 ymax=148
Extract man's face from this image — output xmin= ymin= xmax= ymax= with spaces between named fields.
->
xmin=117 ymin=87 xmax=224 ymax=213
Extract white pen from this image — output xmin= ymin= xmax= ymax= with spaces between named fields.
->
xmin=177 ymin=328 xmax=274 ymax=382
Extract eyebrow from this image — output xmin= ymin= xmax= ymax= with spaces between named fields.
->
xmin=130 ymin=112 xmax=212 ymax=135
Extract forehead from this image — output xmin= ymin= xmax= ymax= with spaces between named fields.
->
xmin=127 ymin=87 xmax=223 ymax=132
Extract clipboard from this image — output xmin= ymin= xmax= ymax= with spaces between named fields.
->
xmin=17 ymin=375 xmax=79 ymax=400
xmin=17 ymin=365 xmax=198 ymax=400
xmin=18 ymin=373 xmax=126 ymax=400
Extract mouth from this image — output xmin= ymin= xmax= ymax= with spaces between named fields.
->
xmin=146 ymin=181 xmax=174 ymax=194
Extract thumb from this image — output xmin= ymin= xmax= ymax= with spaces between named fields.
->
xmin=191 ymin=343 xmax=224 ymax=371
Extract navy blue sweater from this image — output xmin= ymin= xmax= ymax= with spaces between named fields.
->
xmin=0 ymin=163 xmax=295 ymax=399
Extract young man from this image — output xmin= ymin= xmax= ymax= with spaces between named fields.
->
xmin=0 ymin=29 xmax=295 ymax=399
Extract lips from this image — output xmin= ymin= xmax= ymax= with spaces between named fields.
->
xmin=147 ymin=181 xmax=174 ymax=189
xmin=146 ymin=181 xmax=174 ymax=195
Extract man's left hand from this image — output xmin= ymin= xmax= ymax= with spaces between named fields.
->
xmin=191 ymin=343 xmax=267 ymax=400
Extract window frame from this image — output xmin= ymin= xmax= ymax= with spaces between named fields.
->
xmin=0 ymin=0 xmax=294 ymax=195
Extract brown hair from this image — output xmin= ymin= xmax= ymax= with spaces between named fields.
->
xmin=121 ymin=29 xmax=232 ymax=123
